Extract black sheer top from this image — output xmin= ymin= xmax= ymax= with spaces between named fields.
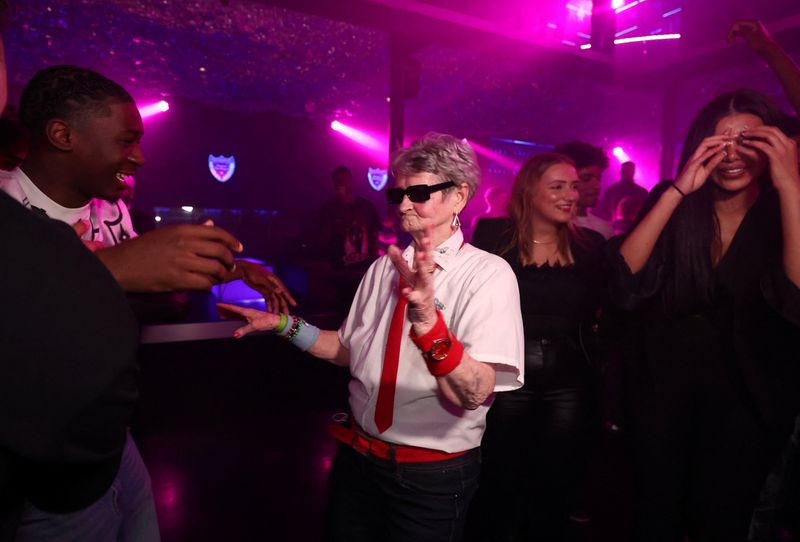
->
xmin=473 ymin=218 xmax=606 ymax=345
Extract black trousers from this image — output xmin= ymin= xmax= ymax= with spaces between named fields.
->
xmin=470 ymin=340 xmax=595 ymax=542
xmin=326 ymin=444 xmax=481 ymax=542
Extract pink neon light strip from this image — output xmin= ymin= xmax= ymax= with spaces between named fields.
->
xmin=614 ymin=33 xmax=680 ymax=45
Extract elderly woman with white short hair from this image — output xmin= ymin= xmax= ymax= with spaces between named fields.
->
xmin=219 ymin=132 xmax=524 ymax=542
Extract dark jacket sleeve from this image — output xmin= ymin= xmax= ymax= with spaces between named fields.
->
xmin=0 ymin=192 xmax=139 ymax=513
xmin=761 ymin=265 xmax=800 ymax=327
xmin=605 ymin=183 xmax=672 ymax=311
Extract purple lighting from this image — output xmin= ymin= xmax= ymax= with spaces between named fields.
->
xmin=139 ymin=100 xmax=170 ymax=119
xmin=611 ymin=0 xmax=625 ymax=7
xmin=614 ymin=0 xmax=644 ymax=14
xmin=330 ymin=120 xmax=383 ymax=151
xmin=330 ymin=120 xmax=388 ymax=164
xmin=467 ymin=140 xmax=522 ymax=173
xmin=565 ymin=2 xmax=591 ymax=21
xmin=612 ymin=146 xmax=631 ymax=162
xmin=614 ymin=33 xmax=681 ymax=45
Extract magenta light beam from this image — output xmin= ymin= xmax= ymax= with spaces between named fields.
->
xmin=330 ymin=120 xmax=388 ymax=164
xmin=612 ymin=146 xmax=631 ymax=162
xmin=467 ymin=140 xmax=523 ymax=173
xmin=330 ymin=120 xmax=384 ymax=152
xmin=139 ymin=100 xmax=170 ymax=119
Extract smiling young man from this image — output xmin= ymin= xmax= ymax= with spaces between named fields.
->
xmin=0 ymin=67 xmax=141 ymax=248
xmin=553 ymin=140 xmax=614 ymax=239
xmin=1 ymin=65 xmax=296 ymax=309
xmin=0 ymin=65 xmax=291 ymax=541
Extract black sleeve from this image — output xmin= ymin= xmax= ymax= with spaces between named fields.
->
xmin=761 ymin=265 xmax=800 ymax=327
xmin=0 ymin=192 xmax=139 ymax=513
xmin=471 ymin=217 xmax=512 ymax=254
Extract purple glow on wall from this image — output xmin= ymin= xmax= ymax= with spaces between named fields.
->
xmin=139 ymin=100 xmax=170 ymax=119
xmin=609 ymin=145 xmax=661 ymax=190
xmin=467 ymin=140 xmax=523 ymax=173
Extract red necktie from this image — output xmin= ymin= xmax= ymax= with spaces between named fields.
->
xmin=374 ymin=275 xmax=407 ymax=433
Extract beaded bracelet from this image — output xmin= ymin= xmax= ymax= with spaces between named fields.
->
xmin=273 ymin=314 xmax=320 ymax=352
xmin=284 ymin=316 xmax=303 ymax=341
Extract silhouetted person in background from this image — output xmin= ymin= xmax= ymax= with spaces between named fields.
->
xmin=597 ymin=161 xmax=647 ymax=222
xmin=315 ymin=165 xmax=380 ymax=312
xmin=318 ymin=165 xmax=380 ymax=268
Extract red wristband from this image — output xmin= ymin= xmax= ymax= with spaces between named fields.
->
xmin=409 ymin=310 xmax=464 ymax=376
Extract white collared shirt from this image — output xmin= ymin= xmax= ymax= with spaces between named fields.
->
xmin=0 ymin=167 xmax=136 ymax=246
xmin=574 ymin=210 xmax=613 ymax=239
xmin=338 ymin=228 xmax=525 ymax=453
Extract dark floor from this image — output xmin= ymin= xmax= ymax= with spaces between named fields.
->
xmin=133 ymin=330 xmax=349 ymax=542
xmin=131 ymin=329 xmax=641 ymax=542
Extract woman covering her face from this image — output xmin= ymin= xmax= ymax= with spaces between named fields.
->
xmin=610 ymin=88 xmax=800 ymax=541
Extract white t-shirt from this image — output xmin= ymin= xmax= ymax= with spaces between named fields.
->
xmin=0 ymin=167 xmax=137 ymax=246
xmin=338 ymin=228 xmax=525 ymax=453
xmin=574 ymin=210 xmax=613 ymax=239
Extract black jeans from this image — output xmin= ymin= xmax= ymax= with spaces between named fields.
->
xmin=326 ymin=443 xmax=481 ymax=542
xmin=471 ymin=339 xmax=594 ymax=542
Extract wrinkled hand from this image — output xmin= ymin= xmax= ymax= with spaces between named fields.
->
xmin=674 ymin=135 xmax=728 ymax=195
xmin=387 ymin=227 xmax=438 ymax=335
xmin=72 ymin=219 xmax=105 ymax=252
xmin=741 ymin=125 xmax=800 ymax=195
xmin=232 ymin=260 xmax=297 ymax=314
xmin=95 ymin=224 xmax=243 ymax=292
xmin=217 ymin=302 xmax=280 ymax=338
xmin=727 ymin=20 xmax=776 ymax=56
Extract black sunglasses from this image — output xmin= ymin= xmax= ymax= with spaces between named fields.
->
xmin=386 ymin=181 xmax=456 ymax=204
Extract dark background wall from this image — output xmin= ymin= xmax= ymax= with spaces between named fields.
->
xmin=133 ymin=98 xmax=393 ymax=259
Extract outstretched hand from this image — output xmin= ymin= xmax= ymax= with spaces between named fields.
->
xmin=95 ymin=223 xmax=243 ymax=292
xmin=231 ymin=260 xmax=297 ymax=314
xmin=217 ymin=302 xmax=281 ymax=338
xmin=387 ymin=227 xmax=438 ymax=335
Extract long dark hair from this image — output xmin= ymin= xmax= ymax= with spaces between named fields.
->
xmin=661 ymin=89 xmax=785 ymax=315
xmin=503 ymin=152 xmax=585 ymax=265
